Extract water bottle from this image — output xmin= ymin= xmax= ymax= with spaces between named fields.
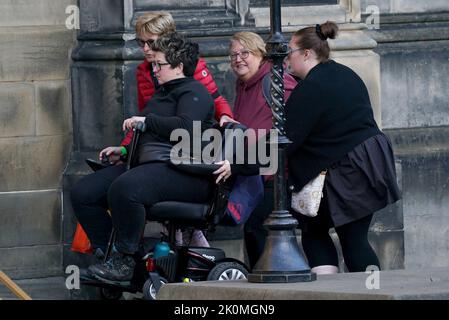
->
xmin=153 ymin=241 xmax=170 ymax=259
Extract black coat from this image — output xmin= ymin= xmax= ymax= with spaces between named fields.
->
xmin=286 ymin=60 xmax=381 ymax=191
xmin=132 ymin=77 xmax=214 ymax=164
xmin=140 ymin=77 xmax=215 ymax=146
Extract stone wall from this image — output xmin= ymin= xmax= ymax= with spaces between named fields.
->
xmin=0 ymin=0 xmax=76 ymax=278
xmin=360 ymin=0 xmax=449 ymax=14
xmin=360 ymin=0 xmax=449 ymax=269
xmin=4 ymin=0 xmax=445 ymax=280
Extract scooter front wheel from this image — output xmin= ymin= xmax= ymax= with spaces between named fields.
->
xmin=207 ymin=261 xmax=248 ymax=281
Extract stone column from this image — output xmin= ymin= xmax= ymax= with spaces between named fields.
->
xmin=0 ymin=0 xmax=76 ymax=279
xmin=63 ymin=0 xmax=135 ymax=270
xmin=361 ymin=0 xmax=449 ymax=270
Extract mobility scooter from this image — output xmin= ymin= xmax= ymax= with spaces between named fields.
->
xmin=79 ymin=122 xmax=250 ymax=300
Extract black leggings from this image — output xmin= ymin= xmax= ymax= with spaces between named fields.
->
xmin=300 ymin=199 xmax=380 ymax=272
xmin=70 ymin=163 xmax=212 ymax=254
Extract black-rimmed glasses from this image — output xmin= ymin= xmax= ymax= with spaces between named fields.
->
xmin=229 ymin=50 xmax=252 ymax=62
xmin=151 ymin=61 xmax=171 ymax=71
xmin=288 ymin=47 xmax=302 ymax=55
xmin=136 ymin=38 xmax=155 ymax=48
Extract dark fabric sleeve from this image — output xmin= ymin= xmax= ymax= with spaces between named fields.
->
xmin=228 ymin=132 xmax=274 ymax=176
xmin=231 ymin=163 xmax=260 ymax=176
xmin=144 ymin=87 xmax=213 ymax=140
xmin=285 ymin=81 xmax=326 ymax=156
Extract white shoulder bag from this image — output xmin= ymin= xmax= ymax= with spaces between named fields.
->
xmin=291 ymin=171 xmax=327 ymax=217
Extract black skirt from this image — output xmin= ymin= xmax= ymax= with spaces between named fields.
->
xmin=294 ymin=133 xmax=401 ymax=229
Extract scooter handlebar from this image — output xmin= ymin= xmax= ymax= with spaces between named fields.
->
xmin=133 ymin=121 xmax=146 ymax=133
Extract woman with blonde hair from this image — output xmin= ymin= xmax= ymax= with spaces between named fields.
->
xmin=123 ymin=11 xmax=234 ymax=144
xmin=228 ymin=31 xmax=298 ymax=269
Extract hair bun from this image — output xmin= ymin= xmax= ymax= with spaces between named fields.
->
xmin=315 ymin=24 xmax=326 ymax=40
xmin=319 ymin=21 xmax=339 ymax=40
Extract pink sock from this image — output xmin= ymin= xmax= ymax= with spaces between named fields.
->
xmin=182 ymin=230 xmax=210 ymax=247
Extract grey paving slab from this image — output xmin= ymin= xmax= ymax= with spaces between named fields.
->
xmin=2 ymin=268 xmax=449 ymax=300
xmin=0 ymin=277 xmax=69 ymax=300
xmin=157 ymin=267 xmax=449 ymax=300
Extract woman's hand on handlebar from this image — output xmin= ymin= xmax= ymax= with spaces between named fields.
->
xmin=99 ymin=146 xmax=122 ymax=164
xmin=213 ymin=160 xmax=231 ymax=184
xmin=219 ymin=115 xmax=239 ymax=127
xmin=123 ymin=116 xmax=146 ymax=132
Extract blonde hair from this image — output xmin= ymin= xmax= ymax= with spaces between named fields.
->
xmin=230 ymin=32 xmax=266 ymax=58
xmin=135 ymin=11 xmax=176 ymax=37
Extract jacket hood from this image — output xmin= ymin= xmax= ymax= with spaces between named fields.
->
xmin=237 ymin=61 xmax=297 ymax=91
xmin=237 ymin=60 xmax=271 ymax=90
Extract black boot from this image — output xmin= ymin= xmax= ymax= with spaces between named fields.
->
xmin=88 ymin=251 xmax=136 ymax=283
xmin=80 ymin=248 xmax=106 ymax=280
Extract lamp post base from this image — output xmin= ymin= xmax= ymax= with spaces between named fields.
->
xmin=248 ymin=272 xmax=317 ymax=283
xmin=247 ymin=212 xmax=317 ymax=283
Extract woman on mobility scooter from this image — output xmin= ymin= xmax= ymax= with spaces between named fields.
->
xmin=71 ymin=33 xmax=236 ymax=286
xmin=71 ymin=34 xmax=247 ymax=296
xmin=78 ymin=119 xmax=252 ymax=300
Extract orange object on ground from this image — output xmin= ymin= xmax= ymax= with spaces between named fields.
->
xmin=71 ymin=223 xmax=93 ymax=254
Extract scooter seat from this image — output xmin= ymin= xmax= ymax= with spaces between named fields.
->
xmin=147 ymin=201 xmax=209 ymax=226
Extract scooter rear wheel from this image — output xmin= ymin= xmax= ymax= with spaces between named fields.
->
xmin=142 ymin=276 xmax=168 ymax=300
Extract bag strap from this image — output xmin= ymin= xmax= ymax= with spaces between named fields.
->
xmin=261 ymin=73 xmax=273 ymax=108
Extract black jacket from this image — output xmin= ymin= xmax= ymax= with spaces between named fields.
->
xmin=286 ymin=60 xmax=381 ymax=191
xmin=137 ymin=77 xmax=215 ymax=162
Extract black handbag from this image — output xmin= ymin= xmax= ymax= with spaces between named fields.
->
xmin=137 ymin=142 xmax=173 ymax=164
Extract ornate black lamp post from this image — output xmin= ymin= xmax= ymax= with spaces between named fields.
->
xmin=247 ymin=0 xmax=316 ymax=283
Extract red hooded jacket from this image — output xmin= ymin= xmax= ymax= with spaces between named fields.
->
xmin=121 ymin=58 xmax=233 ymax=146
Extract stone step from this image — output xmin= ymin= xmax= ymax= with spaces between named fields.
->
xmin=134 ymin=8 xmax=228 ymax=18
xmin=157 ymin=267 xmax=449 ymax=300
